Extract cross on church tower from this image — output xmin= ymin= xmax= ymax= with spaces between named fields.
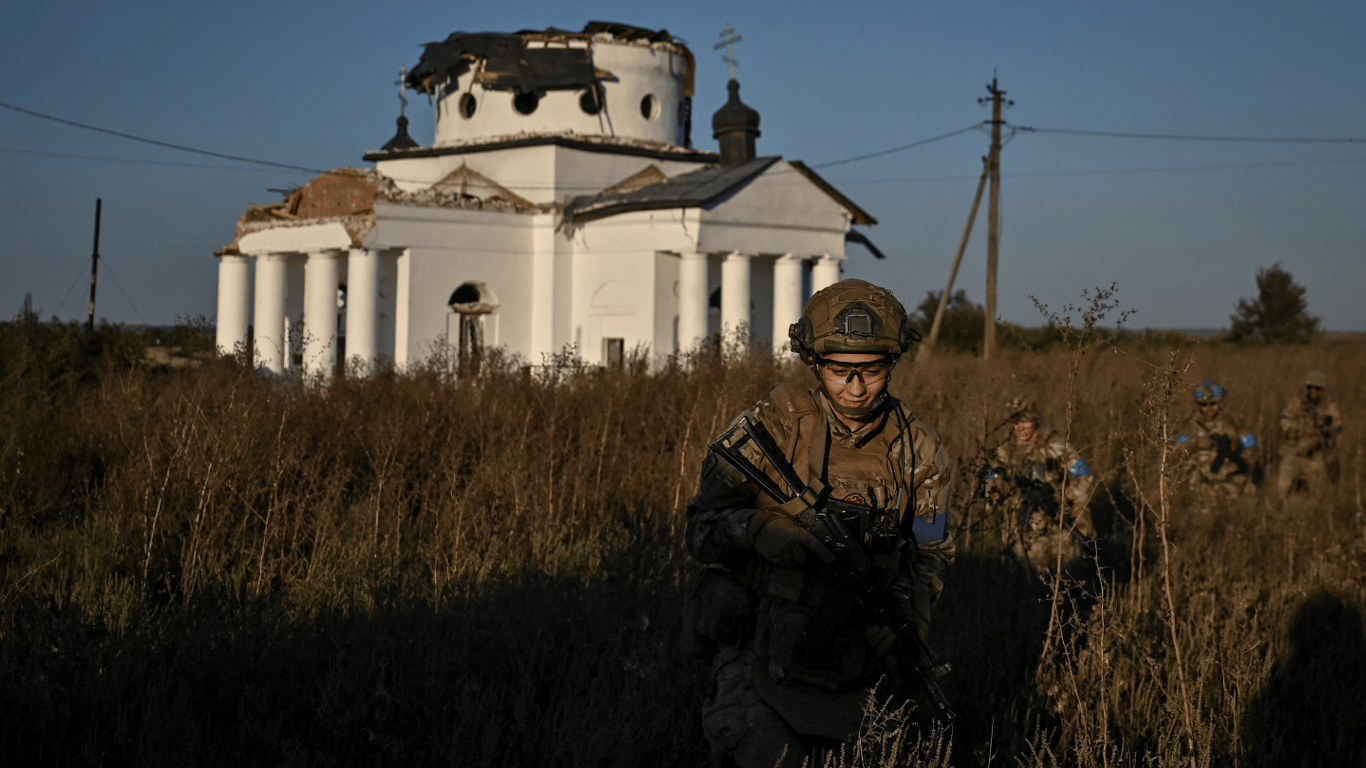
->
xmin=396 ymin=65 xmax=409 ymax=117
xmin=714 ymin=23 xmax=744 ymax=80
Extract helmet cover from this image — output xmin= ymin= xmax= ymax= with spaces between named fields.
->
xmin=1193 ymin=381 xmax=1226 ymax=404
xmin=1305 ymin=369 xmax=1329 ymax=388
xmin=1006 ymin=393 xmax=1041 ymax=424
xmin=788 ymin=279 xmax=920 ymax=363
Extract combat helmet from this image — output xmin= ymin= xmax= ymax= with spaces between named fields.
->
xmin=788 ymin=279 xmax=921 ymax=364
xmin=1305 ymin=369 xmax=1329 ymax=388
xmin=1006 ymin=393 xmax=1042 ymax=425
xmin=1193 ymin=381 xmax=1226 ymax=405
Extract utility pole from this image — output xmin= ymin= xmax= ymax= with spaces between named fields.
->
xmin=87 ymin=198 xmax=102 ymax=333
xmin=979 ymin=78 xmax=1011 ymax=361
xmin=919 ymin=156 xmax=989 ymax=362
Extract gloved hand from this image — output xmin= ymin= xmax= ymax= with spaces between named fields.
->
xmin=865 ymin=624 xmax=897 ymax=659
xmin=751 ymin=512 xmax=834 ymax=568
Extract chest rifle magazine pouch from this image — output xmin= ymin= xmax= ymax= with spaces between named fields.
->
xmin=680 ymin=564 xmax=753 ymax=660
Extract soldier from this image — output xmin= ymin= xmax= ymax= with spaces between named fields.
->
xmin=681 ymin=279 xmax=954 ymax=768
xmin=984 ymin=394 xmax=1096 ymax=574
xmin=1175 ymin=381 xmax=1258 ymax=513
xmin=1275 ymin=369 xmax=1343 ymax=498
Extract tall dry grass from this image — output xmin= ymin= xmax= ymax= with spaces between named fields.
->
xmin=1 ymin=319 xmax=1363 ymax=767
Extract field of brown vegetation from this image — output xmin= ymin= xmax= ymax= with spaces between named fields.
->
xmin=1 ymin=314 xmax=1362 ymax=767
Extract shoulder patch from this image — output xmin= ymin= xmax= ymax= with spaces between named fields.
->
xmin=769 ymin=384 xmax=818 ymax=417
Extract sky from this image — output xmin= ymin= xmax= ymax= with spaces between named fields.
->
xmin=2 ymin=0 xmax=1363 ymax=332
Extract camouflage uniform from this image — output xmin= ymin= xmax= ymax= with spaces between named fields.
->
xmin=1275 ymin=370 xmax=1343 ymax=497
xmin=986 ymin=401 xmax=1096 ymax=573
xmin=686 ymin=386 xmax=954 ymax=767
xmin=1175 ymin=382 xmax=1258 ymax=514
xmin=681 ymin=279 xmax=954 ymax=768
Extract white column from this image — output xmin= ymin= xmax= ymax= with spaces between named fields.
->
xmin=215 ymin=254 xmax=250 ymax=356
xmin=253 ymin=252 xmax=288 ymax=375
xmin=529 ymin=217 xmax=556 ymax=360
xmin=772 ymin=253 xmax=804 ymax=357
xmin=345 ymin=247 xmax=379 ymax=372
xmin=394 ymin=248 xmax=411 ymax=368
xmin=812 ymin=253 xmax=843 ymax=294
xmin=677 ymin=251 xmax=708 ymax=352
xmin=303 ymin=249 xmax=340 ymax=379
xmin=720 ymin=251 xmax=752 ymax=340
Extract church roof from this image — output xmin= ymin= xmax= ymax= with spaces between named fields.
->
xmin=562 ymin=156 xmax=781 ymax=224
xmin=561 ymin=156 xmax=877 ymax=228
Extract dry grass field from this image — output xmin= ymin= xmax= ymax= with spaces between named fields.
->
xmin=1 ymin=316 xmax=1362 ymax=767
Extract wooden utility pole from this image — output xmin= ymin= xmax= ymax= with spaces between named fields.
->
xmin=87 ymin=198 xmax=102 ymax=332
xmin=980 ymin=78 xmax=1010 ymax=361
xmin=919 ymin=156 xmax=989 ymax=362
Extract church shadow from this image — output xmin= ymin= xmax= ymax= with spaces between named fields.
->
xmin=1242 ymin=593 xmax=1366 ymax=767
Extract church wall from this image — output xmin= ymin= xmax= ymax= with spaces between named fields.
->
xmin=433 ymin=39 xmax=690 ymax=148
xmin=371 ymin=203 xmax=535 ymax=366
xmin=696 ymin=162 xmax=850 ymax=255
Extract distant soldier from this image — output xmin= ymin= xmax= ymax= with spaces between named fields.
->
xmin=984 ymin=394 xmax=1096 ymax=573
xmin=1275 ymin=369 xmax=1343 ymax=498
xmin=1175 ymin=381 xmax=1258 ymax=513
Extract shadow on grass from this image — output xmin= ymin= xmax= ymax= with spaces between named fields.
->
xmin=1243 ymin=592 xmax=1366 ymax=767
xmin=0 ymin=526 xmax=709 ymax=768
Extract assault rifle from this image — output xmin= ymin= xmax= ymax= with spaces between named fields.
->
xmin=708 ymin=415 xmax=956 ymax=722
xmin=984 ymin=466 xmax=1093 ymax=550
xmin=1209 ymin=433 xmax=1250 ymax=475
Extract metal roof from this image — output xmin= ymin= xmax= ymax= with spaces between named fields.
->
xmin=562 ymin=156 xmax=780 ymax=224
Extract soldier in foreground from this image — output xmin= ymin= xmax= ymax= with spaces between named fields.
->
xmin=681 ymin=279 xmax=955 ymax=768
xmin=984 ymin=394 xmax=1096 ymax=574
xmin=1175 ymin=381 xmax=1258 ymax=514
xmin=1275 ymin=369 xmax=1343 ymax=498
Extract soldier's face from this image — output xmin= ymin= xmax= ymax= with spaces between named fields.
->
xmin=817 ymin=352 xmax=892 ymax=413
xmin=1012 ymin=419 xmax=1037 ymax=443
xmin=1306 ymin=385 xmax=1323 ymax=404
xmin=1199 ymin=402 xmax=1221 ymax=418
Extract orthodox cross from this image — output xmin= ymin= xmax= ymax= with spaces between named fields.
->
xmin=396 ymin=65 xmax=409 ymax=117
xmin=714 ymin=23 xmax=744 ymax=80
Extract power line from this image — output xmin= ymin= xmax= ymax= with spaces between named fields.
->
xmin=809 ymin=125 xmax=981 ymax=169
xmin=0 ymin=101 xmax=328 ymax=174
xmin=1017 ymin=126 xmax=1365 ymax=143
xmin=0 ymin=147 xmax=303 ymax=173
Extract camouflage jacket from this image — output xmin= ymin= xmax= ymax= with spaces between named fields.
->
xmin=989 ymin=426 xmax=1096 ymax=511
xmin=1176 ymin=410 xmax=1257 ymax=483
xmin=1278 ymin=395 xmax=1342 ymax=459
xmin=684 ymin=384 xmax=954 ymax=738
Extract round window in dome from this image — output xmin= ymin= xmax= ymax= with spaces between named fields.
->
xmin=579 ymin=84 xmax=605 ymax=115
xmin=513 ymin=91 xmax=539 ymax=115
xmin=458 ymin=93 xmax=477 ymax=119
xmin=640 ymin=94 xmax=660 ymax=121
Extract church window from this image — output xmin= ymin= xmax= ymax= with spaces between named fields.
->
xmin=604 ymin=338 xmax=625 ymax=369
xmin=513 ymin=91 xmax=540 ymax=115
xmin=640 ymin=94 xmax=659 ymax=121
xmin=579 ymin=84 xmax=604 ymax=115
xmin=458 ymin=93 xmax=477 ymax=119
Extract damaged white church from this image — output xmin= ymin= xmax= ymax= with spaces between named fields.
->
xmin=213 ymin=22 xmax=884 ymax=375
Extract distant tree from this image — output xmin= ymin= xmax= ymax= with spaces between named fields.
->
xmin=1228 ymin=263 xmax=1319 ymax=344
xmin=913 ymin=289 xmax=988 ymax=355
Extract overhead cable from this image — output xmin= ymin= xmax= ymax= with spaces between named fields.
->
xmin=1017 ymin=126 xmax=1365 ymax=143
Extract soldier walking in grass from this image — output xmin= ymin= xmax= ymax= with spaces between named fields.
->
xmin=680 ymin=279 xmax=955 ymax=768
xmin=1275 ymin=369 xmax=1343 ymax=498
xmin=1175 ymin=381 xmax=1259 ymax=514
xmin=983 ymin=394 xmax=1096 ymax=574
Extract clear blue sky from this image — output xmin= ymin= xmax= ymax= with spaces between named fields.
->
xmin=3 ymin=0 xmax=1363 ymax=331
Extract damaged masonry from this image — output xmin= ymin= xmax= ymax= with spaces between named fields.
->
xmin=214 ymin=21 xmax=887 ymax=379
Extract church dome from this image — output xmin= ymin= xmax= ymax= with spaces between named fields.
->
xmin=711 ymin=79 xmax=761 ymax=165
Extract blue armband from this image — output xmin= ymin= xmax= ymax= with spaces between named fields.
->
xmin=1239 ymin=433 xmax=1257 ymax=449
xmin=1175 ymin=435 xmax=1190 ymax=444
xmin=1068 ymin=459 xmax=1091 ymax=477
